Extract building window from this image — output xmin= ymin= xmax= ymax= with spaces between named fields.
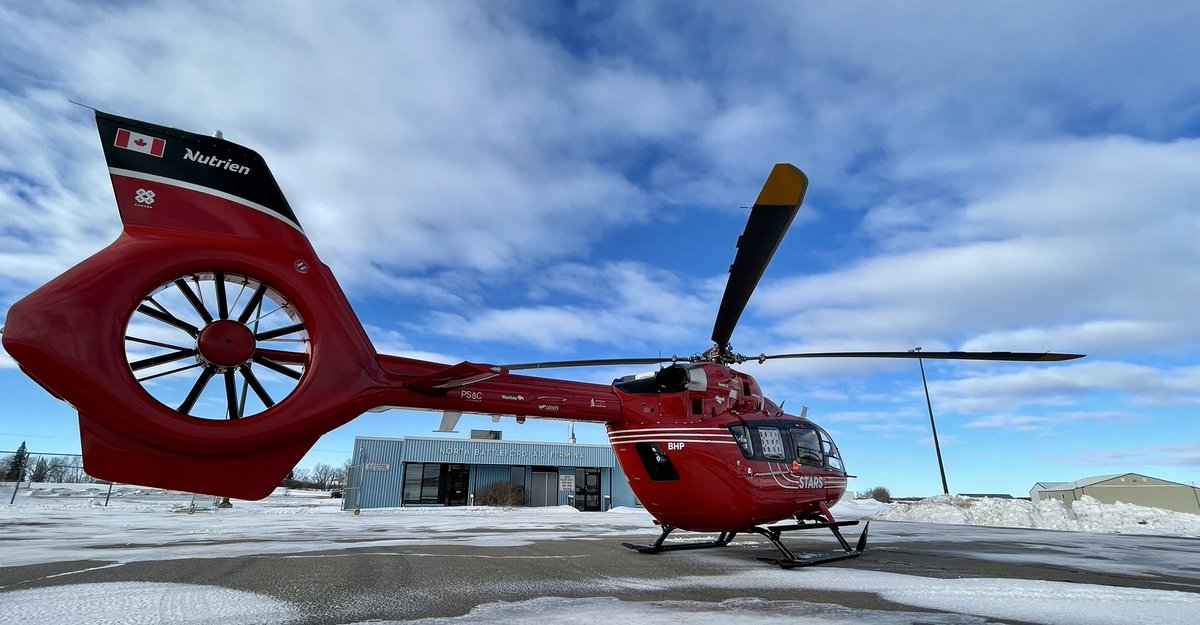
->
xmin=403 ymin=463 xmax=419 ymax=503
xmin=421 ymin=464 xmax=440 ymax=501
xmin=403 ymin=463 xmax=446 ymax=505
xmin=510 ymin=465 xmax=525 ymax=487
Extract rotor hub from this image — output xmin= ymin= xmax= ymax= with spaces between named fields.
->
xmin=699 ymin=344 xmax=745 ymax=365
xmin=197 ymin=320 xmax=256 ymax=368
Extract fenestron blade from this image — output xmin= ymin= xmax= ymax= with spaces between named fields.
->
xmin=711 ymin=163 xmax=808 ymax=352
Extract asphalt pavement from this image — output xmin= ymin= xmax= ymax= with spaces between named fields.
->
xmin=1 ymin=521 xmax=1196 ymax=624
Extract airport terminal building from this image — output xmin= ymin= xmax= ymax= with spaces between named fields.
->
xmin=343 ymin=433 xmax=640 ymax=511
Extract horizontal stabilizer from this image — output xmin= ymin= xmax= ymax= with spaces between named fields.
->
xmin=405 ymin=362 xmax=502 ymax=395
xmin=436 ymin=411 xmax=463 ymax=433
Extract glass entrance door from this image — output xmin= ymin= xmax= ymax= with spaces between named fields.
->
xmin=444 ymin=464 xmax=470 ymax=506
xmin=529 ymin=470 xmax=558 ymax=507
xmin=575 ymin=468 xmax=602 ymax=511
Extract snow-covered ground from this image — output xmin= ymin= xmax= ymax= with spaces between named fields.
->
xmin=1 ymin=483 xmax=1197 ymax=625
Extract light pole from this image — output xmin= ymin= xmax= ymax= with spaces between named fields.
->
xmin=912 ymin=347 xmax=949 ymax=495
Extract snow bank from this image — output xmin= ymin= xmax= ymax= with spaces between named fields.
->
xmin=829 ymin=497 xmax=892 ymax=519
xmin=874 ymin=495 xmax=1200 ymax=537
xmin=7 ymin=483 xmax=1198 ymax=537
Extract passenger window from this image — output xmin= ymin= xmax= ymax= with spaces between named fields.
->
xmin=729 ymin=425 xmax=754 ymax=458
xmin=791 ymin=427 xmax=823 ymax=467
xmin=758 ymin=427 xmax=785 ymax=460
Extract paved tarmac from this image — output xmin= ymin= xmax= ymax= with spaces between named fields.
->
xmin=1 ymin=521 xmax=1197 ymax=624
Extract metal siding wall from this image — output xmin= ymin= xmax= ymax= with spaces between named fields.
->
xmin=346 ymin=438 xmax=407 ymax=510
xmin=1081 ymin=484 xmax=1200 ymax=514
xmin=610 ymin=458 xmax=639 ymax=508
xmin=403 ymin=437 xmax=613 ymax=467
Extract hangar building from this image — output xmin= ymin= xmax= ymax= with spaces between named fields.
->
xmin=1030 ymin=473 xmax=1200 ymax=514
xmin=343 ymin=434 xmax=640 ymax=511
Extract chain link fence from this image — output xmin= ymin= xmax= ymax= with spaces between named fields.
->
xmin=2 ymin=450 xmax=100 ymax=504
xmin=3 ymin=448 xmax=351 ymax=508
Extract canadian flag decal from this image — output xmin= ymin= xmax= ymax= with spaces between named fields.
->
xmin=114 ymin=128 xmax=166 ymax=157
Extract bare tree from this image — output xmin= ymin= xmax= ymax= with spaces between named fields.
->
xmin=46 ymin=457 xmax=70 ymax=482
xmin=310 ymin=463 xmax=337 ymax=490
xmin=339 ymin=458 xmax=353 ymax=489
xmin=291 ymin=467 xmax=311 ymax=485
xmin=30 ymin=457 xmax=51 ymax=482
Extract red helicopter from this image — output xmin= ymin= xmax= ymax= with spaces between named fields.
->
xmin=1 ymin=112 xmax=1083 ymax=567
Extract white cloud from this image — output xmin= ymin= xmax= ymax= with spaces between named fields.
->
xmin=0 ymin=345 xmax=16 ymax=370
xmin=1064 ymin=444 xmax=1200 ymax=469
xmin=423 ymin=261 xmax=712 ymax=354
xmin=360 ymin=325 xmax=462 ymax=366
xmin=751 ymin=136 xmax=1200 ymax=362
xmin=929 ymin=361 xmax=1200 ymax=413
xmin=963 ymin=415 xmax=1052 ymax=432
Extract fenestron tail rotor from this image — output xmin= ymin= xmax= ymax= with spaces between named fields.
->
xmin=123 ymin=271 xmax=310 ymax=420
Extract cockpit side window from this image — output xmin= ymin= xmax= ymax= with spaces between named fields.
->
xmin=729 ymin=424 xmax=754 ymax=458
xmin=790 ymin=426 xmax=823 ymax=467
xmin=817 ymin=428 xmax=845 ymax=473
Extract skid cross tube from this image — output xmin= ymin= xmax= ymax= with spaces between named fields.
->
xmin=622 ymin=524 xmax=739 ymax=553
xmin=750 ymin=519 xmax=869 ymax=568
xmin=622 ymin=519 xmax=869 ymax=567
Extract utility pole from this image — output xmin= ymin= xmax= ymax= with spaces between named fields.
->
xmin=912 ymin=347 xmax=949 ymax=495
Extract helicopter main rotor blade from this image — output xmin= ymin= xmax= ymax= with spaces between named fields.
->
xmin=754 ymin=350 xmax=1085 ymax=363
xmin=711 ymin=164 xmax=808 ymax=353
xmin=503 ymin=357 xmax=681 ymax=371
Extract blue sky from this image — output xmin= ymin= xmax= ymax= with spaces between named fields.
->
xmin=1 ymin=1 xmax=1196 ymax=497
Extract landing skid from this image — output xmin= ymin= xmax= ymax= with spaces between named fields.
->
xmin=622 ymin=519 xmax=869 ymax=568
